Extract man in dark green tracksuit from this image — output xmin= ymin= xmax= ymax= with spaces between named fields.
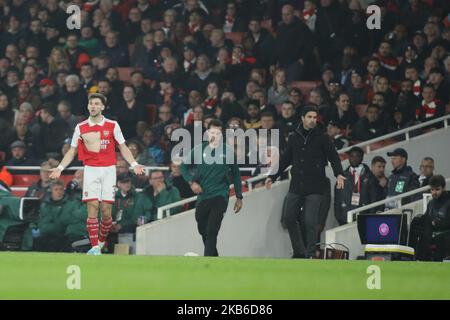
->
xmin=139 ymin=170 xmax=182 ymax=222
xmin=34 ymin=180 xmax=86 ymax=252
xmin=180 ymin=119 xmax=243 ymax=256
xmin=110 ymin=173 xmax=144 ymax=234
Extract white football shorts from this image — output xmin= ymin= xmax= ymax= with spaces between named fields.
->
xmin=82 ymin=165 xmax=116 ymax=203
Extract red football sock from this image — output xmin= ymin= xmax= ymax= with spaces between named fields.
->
xmin=86 ymin=217 xmax=99 ymax=247
xmin=99 ymin=217 xmax=113 ymax=243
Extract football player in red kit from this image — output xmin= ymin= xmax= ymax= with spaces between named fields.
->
xmin=50 ymin=93 xmax=145 ymax=255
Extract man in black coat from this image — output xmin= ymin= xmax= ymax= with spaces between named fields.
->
xmin=352 ymin=104 xmax=387 ymax=141
xmin=323 ymin=92 xmax=359 ymax=132
xmin=385 ymin=148 xmax=420 ymax=210
xmin=409 ymin=175 xmax=450 ymax=261
xmin=334 ymin=147 xmax=378 ymax=225
xmin=315 ymin=0 xmax=351 ymax=64
xmin=265 ymin=105 xmax=345 ymax=258
xmin=274 ymin=4 xmax=315 ymax=81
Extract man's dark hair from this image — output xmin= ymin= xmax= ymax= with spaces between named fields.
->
xmin=288 ymin=87 xmax=302 ymax=96
xmin=260 ymin=111 xmax=274 ymax=119
xmin=89 ymin=93 xmax=107 ymax=105
xmin=41 ymin=103 xmax=57 ymax=117
xmin=282 ymin=100 xmax=295 ymax=108
xmin=50 ymin=179 xmax=65 ymax=189
xmin=150 ymin=170 xmax=165 ymax=178
xmin=246 ymin=99 xmax=260 ymax=108
xmin=422 ymin=84 xmax=435 ymax=92
xmin=252 ymin=88 xmax=266 ymax=97
xmin=208 ymin=119 xmax=223 ymax=129
xmin=123 ymin=84 xmax=137 ymax=94
xmin=130 ymin=70 xmax=144 ymax=77
xmin=334 ymin=91 xmax=349 ymax=102
xmin=405 ymin=64 xmax=418 ymax=72
xmin=429 ymin=175 xmax=446 ymax=188
xmin=371 ymin=156 xmax=386 ymax=165
xmin=423 ymin=157 xmax=434 ymax=163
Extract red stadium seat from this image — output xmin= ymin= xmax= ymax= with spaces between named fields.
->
xmin=355 ymin=104 xmax=368 ymax=118
xmin=146 ymin=104 xmax=158 ymax=126
xmin=12 ymin=190 xmax=27 ymax=197
xmin=12 ymin=175 xmax=40 ymax=187
xmin=118 ymin=67 xmax=142 ymax=83
xmin=60 ymin=175 xmax=74 ymax=186
xmin=117 ymin=67 xmax=133 ymax=82
xmin=290 ymin=81 xmax=319 ymax=100
xmin=367 ymin=138 xmax=397 ymax=151
xmin=225 ymin=32 xmax=244 ymax=44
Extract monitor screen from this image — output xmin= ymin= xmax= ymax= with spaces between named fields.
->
xmin=357 ymin=214 xmax=408 ymax=245
xmin=365 ymin=216 xmax=399 ymax=244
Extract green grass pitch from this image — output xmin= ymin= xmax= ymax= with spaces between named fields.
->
xmin=0 ymin=252 xmax=449 ymax=299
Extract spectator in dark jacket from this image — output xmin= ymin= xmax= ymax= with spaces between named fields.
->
xmin=334 ymin=147 xmax=378 ymax=225
xmin=266 ymin=106 xmax=345 ymax=258
xmin=315 ymin=0 xmax=351 ymax=64
xmin=62 ymin=75 xmax=89 ymax=117
xmin=98 ymin=31 xmax=130 ymax=67
xmin=274 ymin=4 xmax=315 ymax=81
xmin=323 ymin=92 xmax=358 ymax=132
xmin=244 ymin=16 xmax=276 ymax=67
xmin=276 ymin=101 xmax=297 ymax=142
xmin=38 ymin=105 xmax=70 ymax=158
xmin=6 ymin=141 xmax=38 ymax=166
xmin=352 ymin=104 xmax=387 ymax=141
xmin=385 ymin=148 xmax=420 ymax=210
xmin=370 ymin=156 xmax=388 ymax=211
xmin=115 ymin=85 xmax=148 ymax=140
xmin=409 ymin=175 xmax=450 ymax=261
xmin=186 ymin=54 xmax=220 ymax=95
xmin=25 ymin=161 xmax=53 ymax=201
xmin=417 ymin=157 xmax=435 ymax=188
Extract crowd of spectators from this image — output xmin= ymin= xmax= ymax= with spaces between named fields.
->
xmin=0 ymin=0 xmax=448 ymax=173
xmin=0 ymin=0 xmax=449 ymax=253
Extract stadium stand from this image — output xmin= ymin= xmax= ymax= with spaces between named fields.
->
xmin=0 ymin=0 xmax=448 ymax=257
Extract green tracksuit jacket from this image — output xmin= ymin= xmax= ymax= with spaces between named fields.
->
xmin=179 ymin=142 xmax=243 ymax=203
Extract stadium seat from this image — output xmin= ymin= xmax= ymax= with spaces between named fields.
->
xmin=367 ymin=138 xmax=398 ymax=151
xmin=446 ymin=104 xmax=450 ymax=114
xmin=11 ymin=189 xmax=27 ymax=197
xmin=118 ymin=67 xmax=143 ymax=83
xmin=355 ymin=104 xmax=368 ymax=118
xmin=290 ymin=81 xmax=319 ymax=100
xmin=225 ymin=32 xmax=245 ymax=44
xmin=12 ymin=175 xmax=40 ymax=187
xmin=146 ymin=104 xmax=158 ymax=126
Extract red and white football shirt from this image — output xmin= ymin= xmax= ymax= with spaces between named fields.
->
xmin=71 ymin=117 xmax=125 ymax=167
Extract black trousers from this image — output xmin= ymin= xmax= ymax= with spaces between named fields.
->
xmin=195 ymin=196 xmax=228 ymax=257
xmin=282 ymin=192 xmax=324 ymax=258
xmin=409 ymin=215 xmax=449 ymax=261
